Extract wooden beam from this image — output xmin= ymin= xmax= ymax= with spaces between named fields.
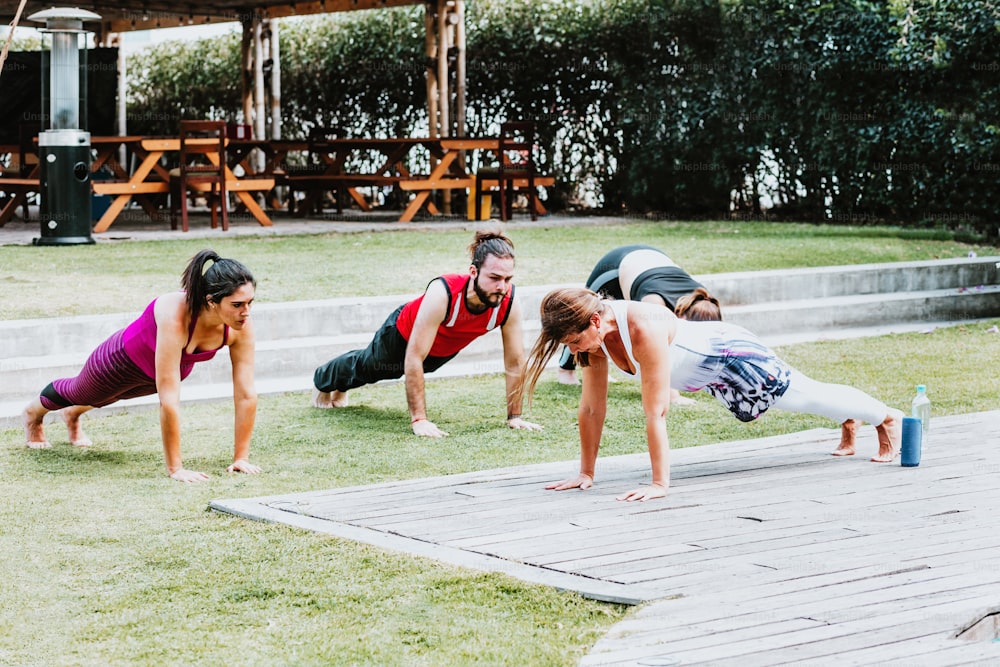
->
xmin=269 ymin=19 xmax=282 ymax=141
xmin=253 ymin=17 xmax=266 ymax=139
xmin=454 ymin=0 xmax=466 ymax=139
xmin=241 ymin=16 xmax=253 ymax=128
xmin=64 ymin=1 xmax=427 ymax=34
xmin=424 ymin=4 xmax=438 ymax=139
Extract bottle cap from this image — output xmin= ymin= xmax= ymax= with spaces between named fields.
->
xmin=916 ymin=384 xmax=927 ymax=392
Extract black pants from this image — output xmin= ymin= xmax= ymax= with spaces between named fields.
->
xmin=313 ymin=305 xmax=456 ymax=392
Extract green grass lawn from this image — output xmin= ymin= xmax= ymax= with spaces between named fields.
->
xmin=2 ymin=219 xmax=999 ymax=665
xmin=1 ymin=219 xmax=996 ymax=319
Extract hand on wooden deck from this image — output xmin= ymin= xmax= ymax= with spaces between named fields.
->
xmin=616 ymin=482 xmax=668 ymax=502
xmin=545 ymin=472 xmax=593 ymax=492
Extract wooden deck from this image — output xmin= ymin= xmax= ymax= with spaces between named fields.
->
xmin=212 ymin=410 xmax=1000 ymax=665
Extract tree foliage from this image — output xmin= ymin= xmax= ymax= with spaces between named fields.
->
xmin=125 ymin=0 xmax=1000 ymax=235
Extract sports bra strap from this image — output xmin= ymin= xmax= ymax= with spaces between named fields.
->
xmin=600 ymin=301 xmax=640 ymax=375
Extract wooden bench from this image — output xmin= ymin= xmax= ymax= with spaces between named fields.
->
xmin=398 ymin=174 xmax=556 ymax=219
xmin=0 ymin=177 xmax=41 ymax=225
xmin=399 ymin=174 xmax=554 ymax=192
xmin=286 ymin=173 xmax=411 ymax=215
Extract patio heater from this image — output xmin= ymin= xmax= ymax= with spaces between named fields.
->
xmin=28 ymin=7 xmax=101 ymax=246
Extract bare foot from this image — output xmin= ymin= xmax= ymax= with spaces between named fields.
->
xmin=63 ymin=409 xmax=92 ymax=447
xmin=832 ymin=419 xmax=858 ymax=456
xmin=670 ymin=389 xmax=697 ymax=407
xmin=23 ymin=406 xmax=50 ymax=449
xmin=312 ymin=388 xmax=348 ymax=408
xmin=872 ymin=409 xmax=904 ymax=462
xmin=556 ymin=368 xmax=579 ymax=386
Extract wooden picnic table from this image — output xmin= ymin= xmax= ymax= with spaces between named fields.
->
xmin=91 ymin=137 xmax=275 ymax=232
xmin=227 ymin=138 xmax=308 ymax=180
xmin=398 ymin=137 xmax=554 ymax=222
xmin=270 ymin=135 xmax=553 ymax=222
xmin=0 ymin=142 xmax=40 ymax=226
xmin=282 ymin=137 xmax=438 ymax=216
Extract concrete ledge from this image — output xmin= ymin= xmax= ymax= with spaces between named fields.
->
xmin=3 ymin=258 xmax=999 ymax=428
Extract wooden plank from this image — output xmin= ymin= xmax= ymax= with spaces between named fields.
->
xmin=208 ymin=498 xmax=653 ymax=605
xmin=659 ymin=595 xmax=1000 ymax=664
xmin=398 ymin=177 xmax=474 ymax=191
xmin=0 ymin=177 xmax=39 ymax=188
xmin=221 ymin=178 xmax=274 ymax=192
xmin=477 ymin=175 xmax=556 ymax=188
xmin=91 ymin=181 xmax=169 ymax=195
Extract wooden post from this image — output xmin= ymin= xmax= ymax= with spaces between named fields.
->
xmin=269 ymin=18 xmax=281 ymax=141
xmin=436 ymin=1 xmax=450 ymax=139
xmin=454 ymin=0 xmax=467 ymax=172
xmin=424 ymin=5 xmax=438 ymax=138
xmin=436 ymin=1 xmax=451 ymax=213
xmin=116 ymin=34 xmax=127 ymax=169
xmin=253 ymin=17 xmax=266 ymax=141
xmin=241 ymin=15 xmax=253 ymax=128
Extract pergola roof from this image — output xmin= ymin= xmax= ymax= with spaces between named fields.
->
xmin=6 ymin=1 xmax=424 ymax=35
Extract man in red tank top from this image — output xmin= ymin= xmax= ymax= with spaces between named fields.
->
xmin=312 ymin=231 xmax=543 ymax=438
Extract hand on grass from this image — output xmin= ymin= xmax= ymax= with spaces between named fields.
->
xmin=169 ymin=468 xmax=211 ymax=483
xmin=507 ymin=417 xmax=543 ymax=431
xmin=616 ymin=483 xmax=668 ymax=502
xmin=545 ymin=473 xmax=593 ymax=491
xmin=412 ymin=419 xmax=448 ymax=438
xmin=227 ymin=459 xmax=262 ymax=474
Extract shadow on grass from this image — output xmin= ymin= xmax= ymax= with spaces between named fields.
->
xmin=23 ymin=446 xmax=158 ymax=478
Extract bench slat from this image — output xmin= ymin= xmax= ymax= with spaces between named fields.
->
xmin=0 ymin=178 xmax=40 ymax=189
xmin=92 ymin=182 xmax=169 ymax=195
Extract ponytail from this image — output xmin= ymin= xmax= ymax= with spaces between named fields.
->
xmin=181 ymin=249 xmax=256 ymax=318
xmin=674 ymin=288 xmax=722 ymax=322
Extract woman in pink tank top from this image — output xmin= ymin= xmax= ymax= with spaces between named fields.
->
xmin=22 ymin=249 xmax=261 ymax=483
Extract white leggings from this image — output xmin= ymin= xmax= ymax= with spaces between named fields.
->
xmin=771 ymin=368 xmax=890 ymax=425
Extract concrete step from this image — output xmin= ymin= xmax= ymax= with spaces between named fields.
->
xmin=2 ymin=315 xmax=995 ymax=431
xmin=3 ymin=284 xmax=999 ymax=404
xmin=3 ymin=258 xmax=999 ymax=427
xmin=701 ymin=255 xmax=1000 ymax=304
xmin=4 ymin=257 xmax=997 ymax=361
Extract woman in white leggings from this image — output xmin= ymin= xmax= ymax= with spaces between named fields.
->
xmin=522 ymin=287 xmax=904 ymax=502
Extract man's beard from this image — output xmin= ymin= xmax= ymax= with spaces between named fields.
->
xmin=473 ymin=273 xmax=505 ymax=309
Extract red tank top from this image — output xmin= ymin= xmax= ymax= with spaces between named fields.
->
xmin=395 ymin=274 xmax=514 ymax=358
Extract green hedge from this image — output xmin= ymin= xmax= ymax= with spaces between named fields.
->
xmin=125 ymin=0 xmax=1000 ymax=236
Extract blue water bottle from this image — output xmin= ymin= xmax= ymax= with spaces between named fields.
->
xmin=901 ymin=416 xmax=922 ymax=467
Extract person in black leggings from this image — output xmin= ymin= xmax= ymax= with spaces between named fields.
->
xmin=557 ymin=246 xmax=722 ymax=405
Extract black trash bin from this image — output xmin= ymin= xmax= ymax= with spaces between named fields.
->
xmin=35 ymin=128 xmax=94 ymax=246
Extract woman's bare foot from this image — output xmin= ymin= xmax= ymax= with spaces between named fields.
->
xmin=670 ymin=389 xmax=697 ymax=407
xmin=556 ymin=368 xmax=579 ymax=385
xmin=312 ymin=388 xmax=349 ymax=409
xmin=23 ymin=405 xmax=50 ymax=449
xmin=872 ymin=409 xmax=904 ymax=462
xmin=63 ymin=408 xmax=92 ymax=447
xmin=832 ymin=419 xmax=858 ymax=456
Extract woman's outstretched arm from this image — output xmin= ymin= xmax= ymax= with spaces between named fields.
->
xmin=227 ymin=318 xmax=260 ymax=474
xmin=617 ymin=302 xmax=674 ymax=502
